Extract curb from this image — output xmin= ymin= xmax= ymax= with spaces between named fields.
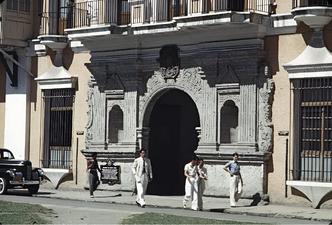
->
xmin=33 ymin=194 xmax=332 ymax=223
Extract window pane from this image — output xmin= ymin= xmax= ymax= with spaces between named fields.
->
xmin=25 ymin=0 xmax=30 ymax=12
xmin=19 ymin=0 xmax=24 ymax=11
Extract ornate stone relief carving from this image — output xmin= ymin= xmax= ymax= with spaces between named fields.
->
xmin=139 ymin=67 xmax=204 ymax=126
xmin=258 ymin=62 xmax=274 ymax=153
xmin=157 ymin=45 xmax=180 ymax=80
xmin=86 ymin=88 xmax=94 ymax=144
xmin=107 ymin=100 xmax=125 ymax=110
xmin=218 ymin=94 xmax=240 ymax=108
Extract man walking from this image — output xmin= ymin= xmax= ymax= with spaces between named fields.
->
xmin=131 ymin=149 xmax=153 ymax=208
xmin=87 ymin=152 xmax=103 ymax=198
xmin=197 ymin=158 xmax=207 ymax=211
xmin=224 ymin=153 xmax=243 ymax=207
xmin=183 ymin=156 xmax=199 ymax=210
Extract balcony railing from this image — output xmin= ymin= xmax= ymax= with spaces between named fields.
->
xmin=39 ymin=0 xmax=272 ymax=35
xmin=293 ymin=0 xmax=332 ymax=8
xmin=39 ymin=6 xmax=87 ymax=35
xmin=41 ymin=147 xmax=72 ymax=170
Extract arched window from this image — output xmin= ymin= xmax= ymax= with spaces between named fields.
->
xmin=109 ymin=105 xmax=124 ymax=143
xmin=220 ymin=100 xmax=238 ymax=143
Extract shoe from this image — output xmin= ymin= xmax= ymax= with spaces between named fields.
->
xmin=192 ymin=208 xmax=198 ymax=211
xmin=199 ymin=208 xmax=203 ymax=211
xmin=136 ymin=201 xmax=140 ymax=206
xmin=183 ymin=204 xmax=187 ymax=209
xmin=90 ymin=195 xmax=94 ymax=198
xmin=141 ymin=204 xmax=146 ymax=208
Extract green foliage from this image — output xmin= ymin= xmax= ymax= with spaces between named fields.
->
xmin=121 ymin=212 xmax=257 ymax=224
xmin=0 ymin=201 xmax=52 ymax=224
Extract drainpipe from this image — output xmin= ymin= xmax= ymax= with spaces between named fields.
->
xmin=285 ymin=138 xmax=288 ymax=198
xmin=76 ymin=137 xmax=79 ymax=185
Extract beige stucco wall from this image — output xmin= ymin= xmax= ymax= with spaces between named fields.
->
xmin=69 ymin=52 xmax=91 ymax=187
xmin=265 ymin=32 xmax=300 ymax=204
xmin=267 ymin=23 xmax=332 ymax=207
xmin=0 ymin=64 xmax=6 ymax=147
xmin=29 ymin=48 xmax=91 ymax=187
xmin=275 ymin=0 xmax=293 ymax=14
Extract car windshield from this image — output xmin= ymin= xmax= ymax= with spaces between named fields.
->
xmin=0 ymin=149 xmax=15 ymax=159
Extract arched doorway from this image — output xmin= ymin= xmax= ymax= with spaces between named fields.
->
xmin=146 ymin=89 xmax=200 ymax=196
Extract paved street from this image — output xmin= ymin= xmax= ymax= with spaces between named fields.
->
xmin=0 ymin=189 xmax=330 ymax=224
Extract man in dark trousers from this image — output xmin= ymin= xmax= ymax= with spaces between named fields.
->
xmin=87 ymin=152 xmax=102 ymax=198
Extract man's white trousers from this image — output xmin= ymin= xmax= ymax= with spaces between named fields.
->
xmin=230 ymin=175 xmax=242 ymax=206
xmin=136 ymin=173 xmax=148 ymax=206
xmin=183 ymin=177 xmax=198 ymax=210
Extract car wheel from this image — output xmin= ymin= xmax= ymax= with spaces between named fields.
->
xmin=28 ymin=185 xmax=39 ymax=195
xmin=0 ymin=177 xmax=8 ymax=195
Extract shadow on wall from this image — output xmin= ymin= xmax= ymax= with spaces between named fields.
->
xmin=0 ymin=61 xmax=5 ymax=103
xmin=324 ymin=21 xmax=332 ymax=51
xmin=297 ymin=22 xmax=314 ymax=46
xmin=49 ymin=45 xmax=75 ymax=70
xmin=290 ymin=187 xmax=311 ymax=202
xmin=320 ymin=192 xmax=332 ymax=208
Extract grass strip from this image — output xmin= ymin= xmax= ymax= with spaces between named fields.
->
xmin=121 ymin=212 xmax=258 ymax=224
xmin=0 ymin=200 xmax=52 ymax=224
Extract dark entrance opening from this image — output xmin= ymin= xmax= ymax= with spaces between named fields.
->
xmin=147 ymin=89 xmax=200 ymax=196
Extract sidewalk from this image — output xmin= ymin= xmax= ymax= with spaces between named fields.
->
xmin=36 ymin=183 xmax=332 ymax=223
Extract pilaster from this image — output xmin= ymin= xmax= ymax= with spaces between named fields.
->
xmin=238 ymin=78 xmax=257 ymax=145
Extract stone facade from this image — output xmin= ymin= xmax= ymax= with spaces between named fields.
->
xmin=81 ymin=40 xmax=274 ymax=197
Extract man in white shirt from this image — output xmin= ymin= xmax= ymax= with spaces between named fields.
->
xmin=223 ymin=152 xmax=243 ymax=207
xmin=183 ymin=156 xmax=199 ymax=210
xmin=132 ymin=149 xmax=153 ymax=208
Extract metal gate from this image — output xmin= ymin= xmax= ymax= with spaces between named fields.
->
xmin=42 ymin=88 xmax=75 ymax=170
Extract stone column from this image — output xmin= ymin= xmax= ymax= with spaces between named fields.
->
xmin=238 ymin=78 xmax=257 ymax=144
xmin=197 ymin=80 xmax=218 ymax=152
xmin=123 ymin=91 xmax=137 ymax=146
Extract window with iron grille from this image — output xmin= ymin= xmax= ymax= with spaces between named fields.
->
xmin=7 ymin=0 xmax=30 ymax=12
xmin=42 ymin=88 xmax=75 ymax=170
xmin=293 ymin=78 xmax=332 ymax=182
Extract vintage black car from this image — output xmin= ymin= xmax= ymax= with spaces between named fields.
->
xmin=0 ymin=148 xmax=44 ymax=195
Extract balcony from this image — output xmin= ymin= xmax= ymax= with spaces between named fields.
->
xmin=61 ymin=0 xmax=273 ymax=47
xmin=293 ymin=0 xmax=332 ymax=8
xmin=56 ymin=0 xmax=273 ymax=31
xmin=291 ymin=0 xmax=332 ymax=30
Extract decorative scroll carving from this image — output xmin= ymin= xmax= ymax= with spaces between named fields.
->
xmin=157 ymin=45 xmax=180 ymax=80
xmin=218 ymin=94 xmax=240 ymax=108
xmin=86 ymin=88 xmax=94 ymax=143
xmin=182 ymin=68 xmax=203 ymax=96
xmin=258 ymin=62 xmax=274 ymax=153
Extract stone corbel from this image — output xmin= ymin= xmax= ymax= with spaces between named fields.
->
xmin=284 ymin=8 xmax=332 ymax=79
